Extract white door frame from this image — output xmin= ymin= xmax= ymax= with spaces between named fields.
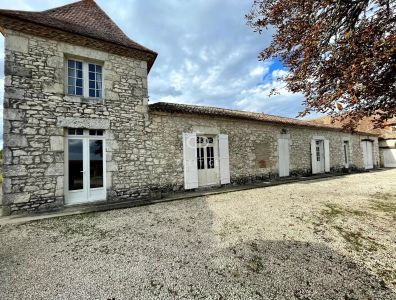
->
xmin=311 ymin=136 xmax=330 ymax=174
xmin=196 ymin=135 xmax=220 ymax=187
xmin=65 ymin=130 xmax=106 ymax=205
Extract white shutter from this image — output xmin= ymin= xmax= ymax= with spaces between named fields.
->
xmin=278 ymin=138 xmax=290 ymax=177
xmin=311 ymin=139 xmax=318 ymax=174
xmin=324 ymin=139 xmax=330 ymax=172
xmin=367 ymin=141 xmax=374 ymax=169
xmin=218 ymin=134 xmax=230 ymax=184
xmin=183 ymin=133 xmax=198 ymax=189
xmin=361 ymin=141 xmax=368 ymax=169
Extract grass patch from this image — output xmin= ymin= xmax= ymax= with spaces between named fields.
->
xmin=377 ymin=269 xmax=396 ymax=285
xmin=369 ymin=192 xmax=396 ymax=217
xmin=371 ymin=201 xmax=396 ymax=214
xmin=320 ymin=203 xmax=368 ymax=222
xmin=334 ymin=226 xmax=383 ymax=252
xmin=371 ymin=192 xmax=396 ymax=202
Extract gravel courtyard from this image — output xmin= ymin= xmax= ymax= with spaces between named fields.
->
xmin=1 ymin=170 xmax=395 ymax=299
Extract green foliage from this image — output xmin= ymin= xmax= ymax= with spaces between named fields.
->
xmin=247 ymin=0 xmax=396 ymax=127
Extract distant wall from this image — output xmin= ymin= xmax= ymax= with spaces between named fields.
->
xmin=148 ymin=111 xmax=379 ymax=191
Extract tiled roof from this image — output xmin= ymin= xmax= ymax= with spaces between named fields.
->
xmin=0 ymin=0 xmax=157 ymax=71
xmin=149 ymin=102 xmax=378 ymax=136
xmin=310 ymin=115 xmax=396 ymax=139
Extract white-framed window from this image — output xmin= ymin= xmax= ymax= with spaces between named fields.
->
xmin=67 ymin=59 xmax=103 ymax=99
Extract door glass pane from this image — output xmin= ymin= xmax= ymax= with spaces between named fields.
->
xmin=90 ymin=140 xmax=103 ymax=188
xmin=207 ymin=146 xmax=214 ymax=169
xmin=68 ymin=139 xmax=84 ymax=191
xmin=197 ymin=147 xmax=204 ymax=170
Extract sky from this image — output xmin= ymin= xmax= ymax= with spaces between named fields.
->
xmin=0 ymin=0 xmax=309 ymax=148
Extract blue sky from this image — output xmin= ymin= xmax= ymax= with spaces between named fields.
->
xmin=0 ymin=0 xmax=309 ymax=148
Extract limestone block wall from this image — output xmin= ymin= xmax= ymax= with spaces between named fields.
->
xmin=2 ymin=29 xmax=151 ymax=214
xmin=148 ymin=112 xmax=379 ymax=192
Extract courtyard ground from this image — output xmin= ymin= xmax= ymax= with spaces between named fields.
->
xmin=0 ymin=169 xmax=395 ymax=299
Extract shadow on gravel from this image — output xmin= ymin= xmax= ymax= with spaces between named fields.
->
xmin=1 ymin=197 xmax=395 ymax=299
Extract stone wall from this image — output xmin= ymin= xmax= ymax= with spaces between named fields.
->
xmin=147 ymin=112 xmax=379 ymax=191
xmin=2 ymin=29 xmax=152 ymax=215
xmin=1 ymin=29 xmax=380 ymax=216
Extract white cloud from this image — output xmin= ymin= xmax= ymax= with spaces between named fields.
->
xmin=0 ymin=0 xmax=306 ymax=131
xmin=249 ymin=66 xmax=268 ymax=78
xmin=271 ymin=69 xmax=289 ymax=79
xmin=234 ymin=69 xmax=305 ymax=116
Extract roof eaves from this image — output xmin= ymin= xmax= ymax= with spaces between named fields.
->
xmin=0 ymin=6 xmax=158 ymax=71
xmin=149 ymin=103 xmax=379 ymax=136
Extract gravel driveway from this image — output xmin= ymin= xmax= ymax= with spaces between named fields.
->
xmin=1 ymin=170 xmax=395 ymax=299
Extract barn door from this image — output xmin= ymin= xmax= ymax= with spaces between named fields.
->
xmin=183 ymin=133 xmax=198 ymax=189
xmin=278 ymin=137 xmax=290 ymax=177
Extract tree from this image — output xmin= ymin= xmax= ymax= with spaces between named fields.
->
xmin=247 ymin=0 xmax=396 ymax=129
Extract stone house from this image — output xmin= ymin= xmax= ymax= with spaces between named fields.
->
xmin=0 ymin=0 xmax=379 ymax=215
xmin=312 ymin=116 xmax=396 ymax=168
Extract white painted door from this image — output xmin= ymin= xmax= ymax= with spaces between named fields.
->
xmin=278 ymin=137 xmax=290 ymax=177
xmin=66 ymin=129 xmax=106 ymax=205
xmin=314 ymin=140 xmax=325 ymax=173
xmin=383 ymin=149 xmax=396 ymax=167
xmin=361 ymin=141 xmax=374 ymax=169
xmin=197 ymin=136 xmax=219 ymax=187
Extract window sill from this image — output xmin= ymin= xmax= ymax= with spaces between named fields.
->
xmin=64 ymin=95 xmax=104 ymax=105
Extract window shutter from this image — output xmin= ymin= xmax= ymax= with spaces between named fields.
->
xmin=324 ymin=139 xmax=330 ymax=172
xmin=361 ymin=141 xmax=367 ymax=169
xmin=311 ymin=139 xmax=317 ymax=174
xmin=183 ymin=133 xmax=198 ymax=189
xmin=278 ymin=137 xmax=290 ymax=177
xmin=218 ymin=134 xmax=230 ymax=184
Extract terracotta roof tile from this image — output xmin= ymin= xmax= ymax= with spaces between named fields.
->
xmin=149 ymin=102 xmax=378 ymax=136
xmin=310 ymin=115 xmax=396 ymax=139
xmin=0 ymin=0 xmax=157 ymax=70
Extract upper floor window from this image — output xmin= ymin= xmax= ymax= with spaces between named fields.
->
xmin=68 ymin=60 xmax=83 ymax=96
xmin=67 ymin=59 xmax=103 ymax=99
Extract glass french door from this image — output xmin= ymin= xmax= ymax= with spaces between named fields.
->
xmin=66 ymin=129 xmax=106 ymax=205
xmin=196 ymin=136 xmax=219 ymax=187
xmin=315 ymin=140 xmax=325 ymax=173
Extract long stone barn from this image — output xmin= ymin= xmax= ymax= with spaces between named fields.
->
xmin=0 ymin=1 xmax=380 ymax=215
